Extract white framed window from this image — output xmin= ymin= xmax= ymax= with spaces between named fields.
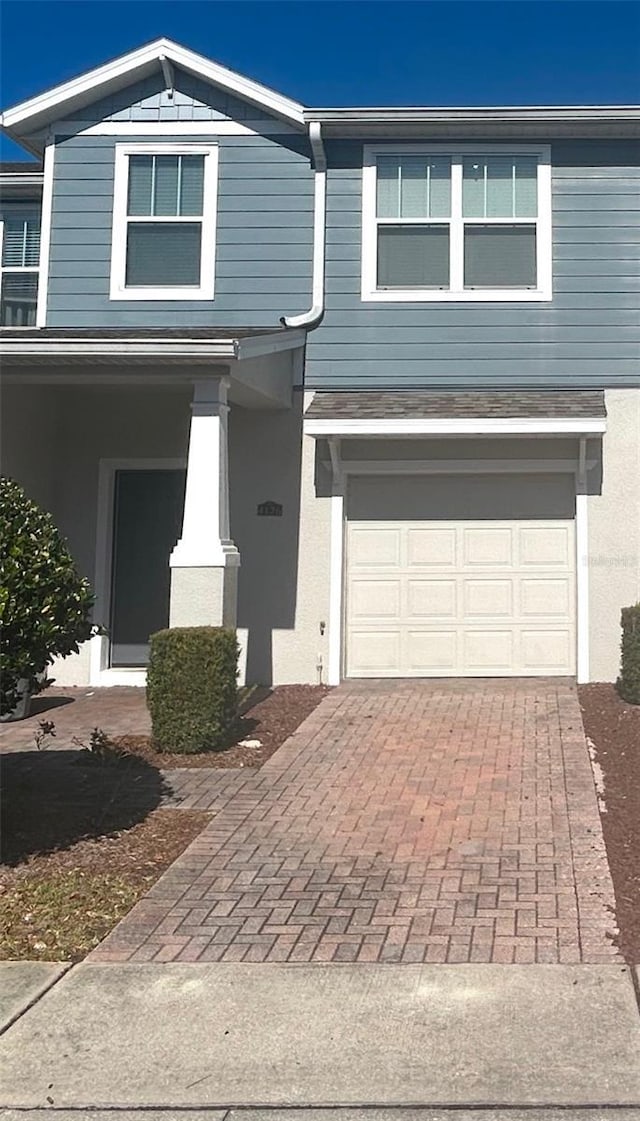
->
xmin=362 ymin=144 xmax=552 ymax=302
xmin=110 ymin=144 xmax=218 ymax=301
xmin=0 ymin=211 xmax=40 ymax=326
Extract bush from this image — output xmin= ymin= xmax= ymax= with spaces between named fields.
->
xmin=147 ymin=626 xmax=239 ymax=753
xmin=0 ymin=476 xmax=95 ymax=716
xmin=617 ymin=603 xmax=640 ymax=705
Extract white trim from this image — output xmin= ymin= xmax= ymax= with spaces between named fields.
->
xmin=67 ymin=120 xmax=296 ymax=138
xmin=0 ymin=329 xmax=306 ymax=361
xmin=304 ymin=417 xmax=607 ymax=437
xmin=328 ymin=491 xmax=344 ymax=686
xmin=340 ymin=458 xmax=585 ymax=475
xmin=575 ymin=436 xmax=590 ymax=684
xmin=91 ymin=456 xmax=186 ymax=685
xmin=109 ymin=143 xmax=218 ymax=302
xmin=361 ymin=143 xmax=552 ymax=303
xmin=35 ymin=141 xmax=54 ymax=327
xmin=0 ymin=37 xmax=305 ymax=132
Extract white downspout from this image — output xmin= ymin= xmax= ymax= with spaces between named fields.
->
xmin=281 ymin=121 xmax=326 ymax=329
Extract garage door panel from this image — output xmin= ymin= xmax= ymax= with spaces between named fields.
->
xmin=348 ymin=630 xmax=401 ymax=673
xmin=464 ymin=630 xmax=514 ymax=670
xmin=346 ymin=511 xmax=575 ymax=678
xmin=407 ymin=528 xmax=457 ymax=567
xmin=406 ymin=630 xmax=457 ymax=671
xmin=521 ymin=629 xmax=572 ymax=670
xmin=463 ymin=527 xmax=514 ymax=567
xmin=349 ymin=527 xmax=400 ymax=567
xmin=407 ymin=580 xmax=457 ymax=619
xmin=350 ymin=580 xmax=401 ymax=621
xmin=464 ymin=579 xmax=513 ymax=617
xmin=519 ymin=525 xmax=572 ymax=567
xmin=520 ymin=578 xmax=572 ymax=617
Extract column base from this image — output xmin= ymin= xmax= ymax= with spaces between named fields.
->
xmin=169 ymin=565 xmax=238 ymax=629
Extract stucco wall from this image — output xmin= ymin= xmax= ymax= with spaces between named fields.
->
xmin=229 ymin=393 xmax=332 ymax=685
xmin=588 ymin=389 xmax=640 ymax=681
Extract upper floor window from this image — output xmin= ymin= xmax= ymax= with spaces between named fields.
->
xmin=362 ymin=145 xmax=552 ymax=302
xmin=110 ymin=144 xmax=218 ymax=301
xmin=0 ymin=212 xmax=40 ymax=326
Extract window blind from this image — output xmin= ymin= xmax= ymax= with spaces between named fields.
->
xmin=125 ymin=223 xmax=202 ymax=286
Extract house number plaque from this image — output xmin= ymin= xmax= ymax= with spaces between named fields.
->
xmin=257 ymin=501 xmax=283 ymax=517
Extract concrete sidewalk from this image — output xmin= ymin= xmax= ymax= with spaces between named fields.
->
xmin=1 ymin=962 xmax=639 ymax=1110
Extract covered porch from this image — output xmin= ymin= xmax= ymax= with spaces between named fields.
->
xmin=0 ymin=326 xmax=316 ymax=687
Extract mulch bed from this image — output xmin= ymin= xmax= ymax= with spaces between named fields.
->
xmin=115 ymin=684 xmax=331 ymax=769
xmin=579 ymin=683 xmax=640 ymax=965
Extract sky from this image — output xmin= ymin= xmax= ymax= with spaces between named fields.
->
xmin=1 ymin=0 xmax=639 ymax=159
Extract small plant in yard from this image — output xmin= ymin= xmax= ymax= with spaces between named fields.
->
xmin=33 ymin=720 xmax=56 ymax=751
xmin=617 ymin=603 xmax=640 ymax=705
xmin=71 ymin=726 xmax=127 ymax=764
xmin=147 ymin=626 xmax=239 ymax=753
xmin=0 ymin=476 xmax=96 ymax=718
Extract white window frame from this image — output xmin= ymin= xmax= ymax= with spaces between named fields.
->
xmin=361 ymin=143 xmax=552 ymax=303
xmin=0 ymin=217 xmax=41 ymax=328
xmin=110 ymin=143 xmax=218 ymax=301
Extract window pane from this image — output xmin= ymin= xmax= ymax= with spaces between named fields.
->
xmin=179 ymin=155 xmax=205 ymax=216
xmin=464 ymin=224 xmax=536 ymax=288
xmin=378 ymin=225 xmax=449 ymax=288
xmin=128 ymin=156 xmax=153 ymax=216
xmin=154 ymin=156 xmax=180 ymax=216
xmin=376 ymin=156 xmax=400 ymax=218
xmin=463 ymin=156 xmax=539 ymax=218
xmin=514 ymin=157 xmax=538 ymax=217
xmin=486 ymin=157 xmax=513 ymax=217
xmin=125 ymin=222 xmax=202 ymax=286
xmin=377 ymin=156 xmax=451 ymax=219
xmin=0 ymin=271 xmax=38 ymax=325
xmin=2 ymin=218 xmax=40 ymax=267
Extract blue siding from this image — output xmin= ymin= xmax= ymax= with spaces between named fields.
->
xmin=306 ymin=140 xmax=640 ymax=389
xmin=46 ymin=129 xmax=314 ymax=327
xmin=59 ymin=69 xmax=285 ymax=126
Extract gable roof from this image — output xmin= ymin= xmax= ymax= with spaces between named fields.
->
xmin=0 ymin=37 xmax=305 ymax=148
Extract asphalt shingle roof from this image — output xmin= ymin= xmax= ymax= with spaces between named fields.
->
xmin=305 ymin=390 xmax=606 ymax=420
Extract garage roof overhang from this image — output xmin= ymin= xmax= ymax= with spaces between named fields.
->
xmin=303 ymin=390 xmax=607 ymax=437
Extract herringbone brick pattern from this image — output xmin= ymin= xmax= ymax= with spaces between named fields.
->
xmin=90 ymin=679 xmax=619 ymax=965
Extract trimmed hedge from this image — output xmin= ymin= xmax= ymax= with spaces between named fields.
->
xmin=147 ymin=626 xmax=239 ymax=753
xmin=617 ymin=604 xmax=640 ymax=705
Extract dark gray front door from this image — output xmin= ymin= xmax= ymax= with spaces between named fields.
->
xmin=110 ymin=469 xmax=186 ymax=667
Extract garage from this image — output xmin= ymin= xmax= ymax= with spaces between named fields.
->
xmin=345 ymin=474 xmax=576 ymax=677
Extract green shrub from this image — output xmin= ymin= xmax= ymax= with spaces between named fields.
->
xmin=617 ymin=603 xmax=640 ymax=705
xmin=147 ymin=626 xmax=239 ymax=753
xmin=0 ymin=476 xmax=95 ymax=716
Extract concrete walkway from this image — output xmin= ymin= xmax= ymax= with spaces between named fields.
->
xmin=91 ymin=679 xmax=618 ymax=965
xmin=1 ymin=962 xmax=640 ymax=1109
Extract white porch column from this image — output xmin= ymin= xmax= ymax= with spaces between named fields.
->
xmin=169 ymin=377 xmax=240 ymax=629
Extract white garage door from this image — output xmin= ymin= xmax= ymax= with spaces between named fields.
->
xmin=345 ymin=477 xmax=576 ymax=678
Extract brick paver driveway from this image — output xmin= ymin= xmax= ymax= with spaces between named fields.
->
xmin=91 ymin=679 xmax=619 ymax=966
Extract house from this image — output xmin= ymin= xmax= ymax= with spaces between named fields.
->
xmin=0 ymin=38 xmax=638 ymax=688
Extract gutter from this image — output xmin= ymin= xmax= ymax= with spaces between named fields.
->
xmin=281 ymin=121 xmax=326 ymax=330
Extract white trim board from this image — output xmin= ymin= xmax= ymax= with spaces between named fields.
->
xmin=35 ymin=141 xmax=54 ymax=327
xmin=304 ymin=418 xmax=607 ymax=437
xmin=65 ymin=120 xmax=297 ymax=138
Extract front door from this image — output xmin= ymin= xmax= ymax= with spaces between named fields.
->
xmin=110 ymin=469 xmax=186 ymax=667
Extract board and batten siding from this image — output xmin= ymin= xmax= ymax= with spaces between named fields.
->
xmin=306 ymin=139 xmax=640 ymax=389
xmin=46 ymin=129 xmax=314 ymax=328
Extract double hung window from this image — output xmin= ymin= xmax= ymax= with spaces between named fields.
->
xmin=362 ymin=146 xmax=551 ymax=301
xmin=110 ymin=145 xmax=218 ymax=300
xmin=0 ymin=211 xmax=40 ymax=326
